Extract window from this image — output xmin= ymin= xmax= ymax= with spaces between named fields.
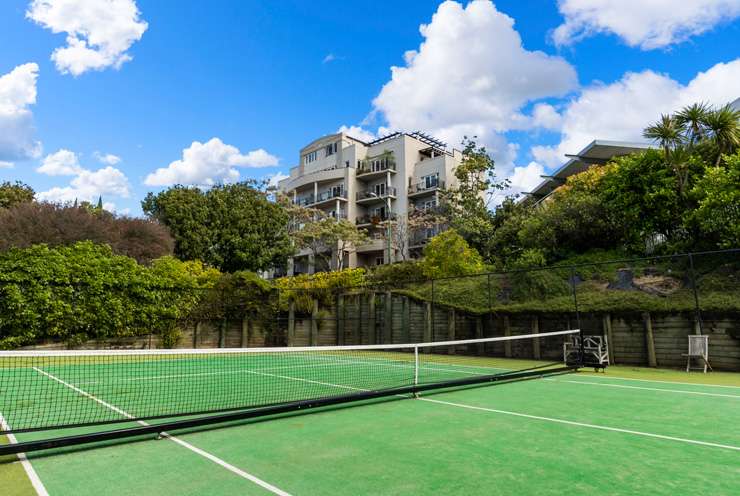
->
xmin=374 ymin=183 xmax=386 ymax=196
xmin=422 ymin=173 xmax=439 ymax=189
xmin=325 ymin=142 xmax=338 ymax=156
xmin=331 ymin=185 xmax=343 ymax=197
xmin=372 ymin=206 xmax=386 ymax=218
xmin=375 ymin=257 xmax=385 ymax=266
xmin=304 ymin=150 xmax=318 ymax=164
xmin=423 ymin=199 xmax=437 ymax=211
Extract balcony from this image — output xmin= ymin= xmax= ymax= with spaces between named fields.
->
xmin=409 ymin=227 xmax=443 ymax=248
xmin=356 ymin=158 xmax=396 ymax=181
xmin=356 ymin=186 xmax=397 ymax=204
xmin=355 ymin=212 xmax=397 ymax=227
xmin=408 ymin=180 xmax=445 ymax=197
xmin=314 ymin=189 xmax=347 ymax=206
xmin=293 ymin=195 xmax=315 ymax=206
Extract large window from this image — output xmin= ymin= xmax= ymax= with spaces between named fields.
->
xmin=325 ymin=142 xmax=338 ymax=156
xmin=422 ymin=173 xmax=439 ymax=189
xmin=304 ymin=150 xmax=318 ymax=164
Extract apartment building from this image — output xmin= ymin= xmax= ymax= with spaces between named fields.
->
xmin=277 ymin=131 xmax=463 ymax=275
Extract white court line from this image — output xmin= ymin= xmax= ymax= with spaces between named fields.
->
xmin=578 ymin=374 xmax=740 ymax=390
xmin=32 ymin=367 xmax=292 ymax=496
xmin=0 ymin=414 xmax=49 ymax=496
xmin=546 ymin=378 xmax=740 ymax=399
xmin=419 ymin=398 xmax=740 ymax=452
xmin=199 ymin=365 xmax=740 ymax=453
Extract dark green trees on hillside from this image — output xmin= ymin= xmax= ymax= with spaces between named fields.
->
xmin=142 ymin=181 xmax=292 ymax=272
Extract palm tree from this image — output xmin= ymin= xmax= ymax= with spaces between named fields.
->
xmin=703 ymin=104 xmax=740 ymax=166
xmin=667 ymin=145 xmax=692 ymax=197
xmin=675 ymin=102 xmax=710 ymax=146
xmin=643 ymin=114 xmax=683 ymax=157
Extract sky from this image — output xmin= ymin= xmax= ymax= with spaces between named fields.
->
xmin=1 ymin=0 xmax=740 ymax=215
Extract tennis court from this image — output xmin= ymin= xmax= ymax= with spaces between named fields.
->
xmin=1 ymin=333 xmax=739 ymax=495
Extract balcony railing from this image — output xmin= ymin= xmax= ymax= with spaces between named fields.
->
xmin=293 ymin=195 xmax=315 ymax=206
xmin=408 ymin=180 xmax=445 ymax=195
xmin=315 ymin=189 xmax=347 ymax=203
xmin=356 ymin=186 xmax=397 ymax=201
xmin=357 ymin=159 xmax=396 ymax=176
xmin=355 ymin=212 xmax=397 ymax=225
xmin=409 ymin=204 xmax=445 ymax=216
xmin=410 ymin=226 xmax=444 ymax=246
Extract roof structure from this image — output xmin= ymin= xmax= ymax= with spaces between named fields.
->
xmin=525 ymin=140 xmax=654 ymax=202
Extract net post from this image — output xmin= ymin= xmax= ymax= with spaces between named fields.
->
xmin=413 ymin=345 xmax=420 ymax=398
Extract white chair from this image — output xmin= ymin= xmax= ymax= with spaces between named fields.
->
xmin=683 ymin=335 xmax=712 ymax=373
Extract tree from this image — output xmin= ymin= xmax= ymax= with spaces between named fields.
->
xmin=421 ymin=229 xmax=483 ymax=279
xmin=690 ymin=151 xmax=740 ymax=248
xmin=142 ymin=181 xmax=292 ymax=272
xmin=294 ymin=217 xmax=369 ymax=271
xmin=703 ymin=104 xmax=740 ymax=166
xmin=381 ymin=210 xmax=439 ymax=262
xmin=675 ymin=102 xmax=710 ymax=145
xmin=0 ymin=202 xmax=174 ymax=263
xmin=0 ymin=181 xmax=34 ymax=209
xmin=643 ymin=114 xmax=683 ymax=156
xmin=440 ymin=138 xmax=508 ymax=260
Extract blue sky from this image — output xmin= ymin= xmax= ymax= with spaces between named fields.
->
xmin=1 ymin=0 xmax=739 ymax=214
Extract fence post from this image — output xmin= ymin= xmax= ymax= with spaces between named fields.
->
xmin=287 ymin=300 xmax=295 ymax=347
xmin=447 ymin=308 xmax=456 ymax=354
xmin=688 ymin=253 xmax=703 ymax=335
xmin=531 ymin=316 xmax=541 ymax=360
xmin=401 ymin=296 xmax=410 ymax=344
xmin=642 ymin=311 xmax=657 ymax=367
xmin=336 ymin=293 xmax=344 ymax=346
xmin=603 ymin=314 xmax=615 ymax=364
xmin=431 ymin=279 xmax=435 ymax=341
xmin=311 ymin=298 xmax=319 ymax=346
xmin=368 ymin=292 xmax=376 ymax=345
xmin=384 ymin=291 xmax=393 ymax=344
xmin=570 ymin=266 xmax=584 ymax=366
xmin=424 ymin=301 xmax=432 ymax=351
xmin=503 ymin=315 xmax=512 ymax=358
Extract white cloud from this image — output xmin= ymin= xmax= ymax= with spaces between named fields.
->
xmin=0 ymin=63 xmax=42 ymax=162
xmin=266 ymin=172 xmax=289 ymax=188
xmin=372 ymin=0 xmax=577 ymax=149
xmin=553 ymin=0 xmax=740 ymax=50
xmin=37 ymin=149 xmax=84 ymax=175
xmin=26 ymin=0 xmax=148 ymax=76
xmin=338 ymin=125 xmax=376 ymax=143
xmin=93 ymin=151 xmax=121 ymax=165
xmin=144 ymin=138 xmax=280 ymax=187
xmin=532 ymin=59 xmax=740 ymax=167
xmin=38 ymin=165 xmax=131 ymax=203
xmin=0 ymin=161 xmax=14 ymax=169
xmin=531 ymin=103 xmax=563 ymax=131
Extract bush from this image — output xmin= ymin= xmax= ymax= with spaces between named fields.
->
xmin=0 ymin=242 xmax=217 ymax=348
xmin=421 ymin=229 xmax=484 ymax=279
xmin=366 ymin=261 xmax=426 ymax=285
xmin=274 ymin=268 xmax=366 ymax=312
xmin=0 ymin=202 xmax=174 ymax=264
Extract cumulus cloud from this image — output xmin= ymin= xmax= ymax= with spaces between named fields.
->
xmin=0 ymin=161 xmax=14 ymax=169
xmin=266 ymin=172 xmax=289 ymax=188
xmin=530 ymin=103 xmax=563 ymax=131
xmin=37 ymin=149 xmax=84 ymax=175
xmin=0 ymin=63 xmax=42 ymax=163
xmin=372 ymin=0 xmax=577 ymax=150
xmin=26 ymin=0 xmax=148 ymax=76
xmin=532 ymin=59 xmax=740 ymax=167
xmin=38 ymin=165 xmax=131 ymax=203
xmin=553 ymin=0 xmax=740 ymax=50
xmin=338 ymin=125 xmax=376 ymax=143
xmin=144 ymin=138 xmax=280 ymax=187
xmin=93 ymin=151 xmax=121 ymax=165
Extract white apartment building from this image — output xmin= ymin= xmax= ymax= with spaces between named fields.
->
xmin=277 ymin=131 xmax=463 ymax=275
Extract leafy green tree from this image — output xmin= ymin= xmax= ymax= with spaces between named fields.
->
xmin=689 ymin=151 xmax=740 ymax=248
xmin=142 ymin=186 xmax=211 ymax=262
xmin=0 ymin=181 xmax=34 ymax=209
xmin=441 ymin=138 xmax=507 ymax=260
xmin=421 ymin=229 xmax=483 ymax=279
xmin=142 ymin=182 xmax=292 ymax=272
xmin=675 ymin=102 xmax=710 ymax=145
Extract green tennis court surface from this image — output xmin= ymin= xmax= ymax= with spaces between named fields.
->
xmin=1 ymin=351 xmax=739 ymax=496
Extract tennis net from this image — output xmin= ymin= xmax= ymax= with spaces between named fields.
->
xmin=0 ymin=329 xmax=580 ymax=454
